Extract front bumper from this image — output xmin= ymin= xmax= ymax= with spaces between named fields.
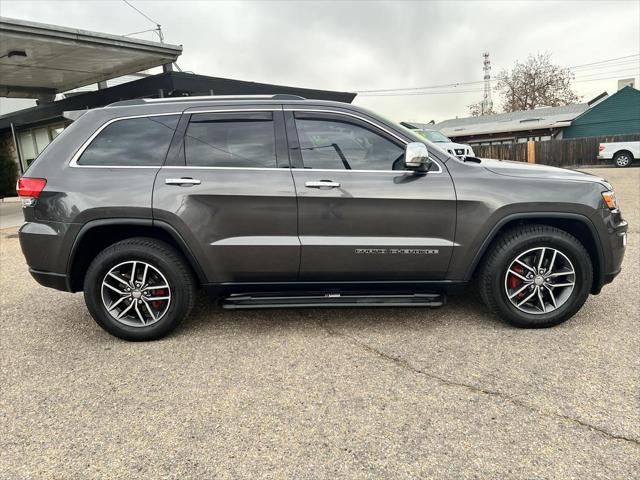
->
xmin=599 ymin=211 xmax=627 ymax=289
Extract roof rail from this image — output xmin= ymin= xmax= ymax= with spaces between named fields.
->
xmin=107 ymin=94 xmax=306 ymax=107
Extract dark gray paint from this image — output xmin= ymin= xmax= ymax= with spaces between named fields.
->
xmin=292 ymin=168 xmax=456 ymax=280
xmin=154 ymin=168 xmax=299 ymax=282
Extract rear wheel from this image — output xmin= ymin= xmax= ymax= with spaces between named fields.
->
xmin=84 ymin=237 xmax=196 ymax=341
xmin=613 ymin=152 xmax=633 ymax=168
xmin=478 ymin=225 xmax=592 ymax=328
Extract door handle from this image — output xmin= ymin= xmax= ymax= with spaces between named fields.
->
xmin=305 ymin=180 xmax=341 ymax=188
xmin=165 ymin=177 xmax=201 ymax=186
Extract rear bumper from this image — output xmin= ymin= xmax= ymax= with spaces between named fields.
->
xmin=19 ymin=220 xmax=77 ymax=292
xmin=29 ymin=268 xmax=71 ymax=292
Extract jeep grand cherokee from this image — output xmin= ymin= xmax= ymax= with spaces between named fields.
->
xmin=17 ymin=95 xmax=628 ymax=340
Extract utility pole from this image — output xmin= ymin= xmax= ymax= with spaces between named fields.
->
xmin=481 ymin=52 xmax=493 ymax=115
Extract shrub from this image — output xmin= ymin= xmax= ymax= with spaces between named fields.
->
xmin=0 ymin=152 xmax=19 ymax=198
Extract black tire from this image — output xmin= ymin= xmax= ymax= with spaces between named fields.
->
xmin=477 ymin=225 xmax=592 ymax=328
xmin=84 ymin=237 xmax=196 ymax=341
xmin=613 ymin=151 xmax=633 ymax=168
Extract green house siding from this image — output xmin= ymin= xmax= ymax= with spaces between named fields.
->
xmin=563 ymin=86 xmax=640 ymax=139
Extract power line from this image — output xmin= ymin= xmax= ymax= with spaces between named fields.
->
xmin=354 ymin=54 xmax=639 ymax=94
xmin=572 ymin=66 xmax=639 ymax=80
xmin=125 ymin=28 xmax=158 ymax=37
xmin=358 ymin=72 xmax=639 ymax=97
xmin=568 ymin=54 xmax=640 ymax=70
xmin=121 ymin=0 xmax=164 ymax=42
xmin=359 ymin=89 xmax=484 ymax=97
xmin=122 ymin=0 xmax=160 ymax=26
xmin=573 ymin=72 xmax=640 ymax=83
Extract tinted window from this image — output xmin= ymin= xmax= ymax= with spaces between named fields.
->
xmin=295 ymin=118 xmax=404 ymax=170
xmin=78 ymin=115 xmax=179 ymax=166
xmin=185 ymin=114 xmax=277 ymax=168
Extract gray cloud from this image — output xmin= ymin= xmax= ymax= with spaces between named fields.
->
xmin=1 ymin=0 xmax=638 ymax=122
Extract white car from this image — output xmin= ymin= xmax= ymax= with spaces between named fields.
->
xmin=412 ymin=128 xmax=475 ymax=158
xmin=598 ymin=141 xmax=639 ymax=168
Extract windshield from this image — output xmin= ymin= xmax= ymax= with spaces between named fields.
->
xmin=415 ymin=130 xmax=451 ymax=143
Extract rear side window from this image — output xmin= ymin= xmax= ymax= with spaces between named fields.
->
xmin=78 ymin=115 xmax=180 ymax=166
xmin=184 ymin=112 xmax=277 ymax=168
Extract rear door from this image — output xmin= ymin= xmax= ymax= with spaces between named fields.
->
xmin=286 ymin=108 xmax=457 ymax=281
xmin=153 ymin=106 xmax=299 ymax=283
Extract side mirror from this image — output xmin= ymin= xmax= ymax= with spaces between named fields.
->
xmin=404 ymin=142 xmax=432 ymax=170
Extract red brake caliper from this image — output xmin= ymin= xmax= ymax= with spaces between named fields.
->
xmin=152 ymin=288 xmax=167 ymax=309
xmin=507 ymin=264 xmax=525 ymax=292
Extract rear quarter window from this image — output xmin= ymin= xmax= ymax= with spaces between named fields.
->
xmin=77 ymin=115 xmax=180 ymax=166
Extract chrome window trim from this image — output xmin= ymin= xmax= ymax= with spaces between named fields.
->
xmin=160 ymin=165 xmax=437 ymax=174
xmin=162 ymin=166 xmax=288 ymax=171
xmin=183 ymin=107 xmax=280 ymax=114
xmin=285 ymin=108 xmax=443 ymax=174
xmin=69 ymin=112 xmax=183 ymax=168
xmin=68 ymin=107 xmax=443 ymax=174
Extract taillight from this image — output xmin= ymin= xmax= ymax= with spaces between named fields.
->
xmin=16 ymin=177 xmax=47 ymax=198
xmin=598 ymin=144 xmax=605 ymax=152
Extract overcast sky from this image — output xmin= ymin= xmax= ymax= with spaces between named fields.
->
xmin=1 ymin=0 xmax=638 ymax=122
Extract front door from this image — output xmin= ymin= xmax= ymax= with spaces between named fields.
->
xmin=153 ymin=107 xmax=299 ymax=283
xmin=286 ymin=109 xmax=457 ymax=282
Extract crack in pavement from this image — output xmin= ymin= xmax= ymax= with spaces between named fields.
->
xmin=319 ymin=322 xmax=640 ymax=447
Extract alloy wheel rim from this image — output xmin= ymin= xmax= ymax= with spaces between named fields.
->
xmin=504 ymin=247 xmax=575 ymax=315
xmin=101 ymin=260 xmax=171 ymax=327
xmin=617 ymin=155 xmax=630 ymax=167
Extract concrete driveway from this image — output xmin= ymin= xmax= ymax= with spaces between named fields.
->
xmin=0 ymin=199 xmax=23 ymax=229
xmin=1 ymin=167 xmax=638 ymax=479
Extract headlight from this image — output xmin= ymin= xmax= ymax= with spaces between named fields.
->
xmin=601 ymin=191 xmax=618 ymax=210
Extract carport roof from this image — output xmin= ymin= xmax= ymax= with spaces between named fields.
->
xmin=0 ymin=71 xmax=357 ymax=131
xmin=0 ymin=16 xmax=182 ymax=99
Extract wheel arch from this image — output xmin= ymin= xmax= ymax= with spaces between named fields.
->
xmin=467 ymin=213 xmax=605 ymax=294
xmin=613 ymin=149 xmax=634 ymax=160
xmin=67 ymin=219 xmax=207 ymax=292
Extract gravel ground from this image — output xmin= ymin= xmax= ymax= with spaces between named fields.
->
xmin=1 ymin=167 xmax=638 ymax=479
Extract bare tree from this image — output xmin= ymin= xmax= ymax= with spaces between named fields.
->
xmin=496 ymin=53 xmax=580 ymax=112
xmin=468 ymin=102 xmax=495 ymax=117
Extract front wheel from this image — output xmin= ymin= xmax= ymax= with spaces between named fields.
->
xmin=478 ymin=225 xmax=592 ymax=328
xmin=84 ymin=237 xmax=196 ymax=341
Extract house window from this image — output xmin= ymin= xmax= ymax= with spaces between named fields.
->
xmin=17 ymin=122 xmax=68 ymax=170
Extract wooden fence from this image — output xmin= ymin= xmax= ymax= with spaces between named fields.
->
xmin=473 ymin=133 xmax=640 ymax=167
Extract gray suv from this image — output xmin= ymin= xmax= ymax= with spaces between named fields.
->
xmin=17 ymin=95 xmax=627 ymax=341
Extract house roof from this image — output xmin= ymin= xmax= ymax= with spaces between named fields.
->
xmin=0 ymin=16 xmax=182 ymax=100
xmin=432 ymin=103 xmax=591 ymax=137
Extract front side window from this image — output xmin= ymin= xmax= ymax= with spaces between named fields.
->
xmin=295 ymin=118 xmax=404 ymax=171
xmin=78 ymin=115 xmax=179 ymax=166
xmin=184 ymin=113 xmax=277 ymax=168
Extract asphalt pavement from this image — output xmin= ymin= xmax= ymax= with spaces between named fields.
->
xmin=1 ymin=167 xmax=638 ymax=479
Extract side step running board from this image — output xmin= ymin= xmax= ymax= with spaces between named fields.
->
xmin=222 ymin=292 xmax=445 ymax=309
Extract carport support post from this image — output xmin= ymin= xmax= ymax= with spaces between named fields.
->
xmin=527 ymin=140 xmax=536 ymax=164
xmin=10 ymin=122 xmax=24 ymax=175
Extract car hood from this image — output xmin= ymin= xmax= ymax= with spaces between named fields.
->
xmin=437 ymin=141 xmax=470 ymax=151
xmin=481 ymin=158 xmax=611 ymax=188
